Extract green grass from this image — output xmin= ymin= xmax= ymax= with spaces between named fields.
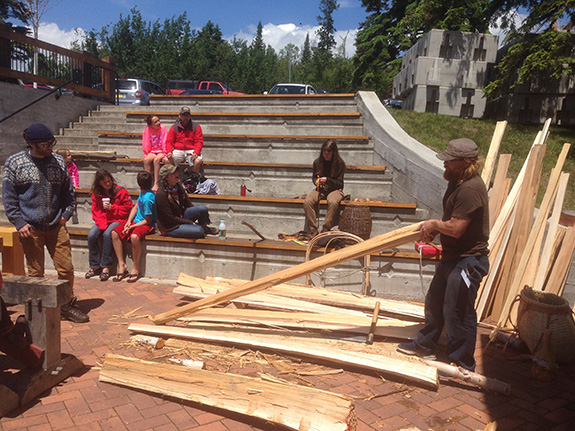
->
xmin=388 ymin=109 xmax=575 ymax=211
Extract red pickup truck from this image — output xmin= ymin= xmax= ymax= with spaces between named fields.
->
xmin=166 ymin=80 xmax=243 ymax=95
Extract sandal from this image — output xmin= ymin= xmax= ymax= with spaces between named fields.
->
xmin=113 ymin=270 xmax=129 ymax=282
xmin=85 ymin=268 xmax=102 ymax=279
xmin=127 ymin=273 xmax=141 ymax=283
xmin=100 ymin=271 xmax=111 ymax=281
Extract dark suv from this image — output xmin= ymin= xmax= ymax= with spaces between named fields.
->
xmin=116 ymin=78 xmax=164 ymax=105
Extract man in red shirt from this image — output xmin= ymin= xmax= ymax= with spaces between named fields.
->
xmin=165 ymin=107 xmax=203 ymax=173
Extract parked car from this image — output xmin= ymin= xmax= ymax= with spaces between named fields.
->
xmin=116 ymin=78 xmax=164 ymax=106
xmin=265 ymin=83 xmax=317 ymax=95
xmin=383 ymin=99 xmax=403 ymax=109
xmin=166 ymin=79 xmax=242 ymax=95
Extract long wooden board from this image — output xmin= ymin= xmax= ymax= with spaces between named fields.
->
xmin=482 ymin=120 xmax=507 ymax=187
xmin=182 ymin=273 xmax=425 ymax=320
xmin=100 ymin=354 xmax=356 ymax=431
xmin=176 ymin=308 xmax=423 ymax=340
xmin=153 ymin=223 xmax=421 ymax=324
xmin=129 ymin=323 xmax=439 ymax=389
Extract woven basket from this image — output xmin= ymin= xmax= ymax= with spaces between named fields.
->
xmin=515 ymin=285 xmax=575 ymax=363
xmin=339 ymin=205 xmax=372 ymax=240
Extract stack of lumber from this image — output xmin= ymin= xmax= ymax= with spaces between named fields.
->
xmin=475 ymin=119 xmax=574 ymax=327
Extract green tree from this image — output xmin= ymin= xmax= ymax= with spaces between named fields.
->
xmin=316 ymin=0 xmax=339 ymax=54
xmin=0 ymin=0 xmax=29 ymax=33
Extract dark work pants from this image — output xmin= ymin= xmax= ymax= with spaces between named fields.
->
xmin=414 ymin=255 xmax=489 ymax=370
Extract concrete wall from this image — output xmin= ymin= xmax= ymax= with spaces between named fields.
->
xmin=0 ymin=82 xmax=104 ymax=164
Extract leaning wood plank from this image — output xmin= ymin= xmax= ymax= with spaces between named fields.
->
xmin=174 ymin=280 xmax=369 ymax=317
xmin=540 ymin=226 xmax=566 ymax=291
xmin=184 ymin=274 xmax=425 ymax=320
xmin=0 ymin=385 xmax=19 ymax=417
xmin=482 ymin=120 xmax=507 ymax=188
xmin=99 ymin=354 xmax=356 ymax=431
xmin=153 ymin=223 xmax=421 ymax=324
xmin=176 ymin=308 xmax=423 ymax=340
xmin=129 ymin=323 xmax=439 ymax=389
xmin=533 ymin=171 xmax=570 ymax=291
xmin=488 ymin=154 xmax=512 ymax=229
xmin=544 ymin=225 xmax=575 ymax=296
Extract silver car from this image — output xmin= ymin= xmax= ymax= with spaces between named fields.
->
xmin=265 ymin=83 xmax=317 ymax=95
xmin=116 ymin=78 xmax=164 ymax=105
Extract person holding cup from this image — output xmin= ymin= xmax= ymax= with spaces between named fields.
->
xmin=85 ymin=169 xmax=133 ymax=281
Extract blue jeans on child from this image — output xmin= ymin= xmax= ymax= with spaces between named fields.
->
xmin=165 ymin=205 xmax=210 ymax=239
xmin=88 ymin=222 xmax=121 ymax=269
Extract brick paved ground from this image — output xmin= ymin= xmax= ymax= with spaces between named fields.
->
xmin=2 ymin=274 xmax=575 ymax=431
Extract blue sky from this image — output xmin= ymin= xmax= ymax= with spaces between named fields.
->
xmin=34 ymin=0 xmax=366 ymax=56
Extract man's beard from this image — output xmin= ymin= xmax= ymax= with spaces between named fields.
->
xmin=444 ymin=165 xmax=465 ymax=182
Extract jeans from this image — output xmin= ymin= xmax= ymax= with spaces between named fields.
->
xmin=88 ymin=222 xmax=121 ymax=269
xmin=166 ymin=205 xmax=210 ymax=239
xmin=19 ymin=224 xmax=75 ymax=292
xmin=414 ymin=255 xmax=489 ymax=370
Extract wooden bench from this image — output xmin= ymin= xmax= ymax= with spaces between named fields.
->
xmin=126 ymin=111 xmax=362 ymax=120
xmin=97 ymin=131 xmax=371 ymax=142
xmin=0 ymin=225 xmax=26 ymax=275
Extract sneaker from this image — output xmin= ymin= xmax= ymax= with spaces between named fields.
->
xmin=397 ymin=341 xmax=436 ymax=360
xmin=61 ymin=297 xmax=89 ymax=323
xmin=203 ymin=225 xmax=219 ymax=236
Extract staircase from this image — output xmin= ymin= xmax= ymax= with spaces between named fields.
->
xmin=1 ymin=92 xmax=442 ymax=301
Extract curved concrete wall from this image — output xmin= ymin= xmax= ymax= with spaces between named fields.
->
xmin=357 ymin=91 xmax=444 ymax=218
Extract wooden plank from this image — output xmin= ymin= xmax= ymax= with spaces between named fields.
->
xmin=99 ymin=354 xmax=356 ymax=431
xmin=533 ymin=171 xmax=570 ymax=291
xmin=152 ymin=223 xmax=421 ymax=324
xmin=482 ymin=120 xmax=507 ymax=188
xmin=488 ymin=154 xmax=512 ymax=229
xmin=0 ymin=385 xmax=19 ymax=418
xmin=198 ymin=275 xmax=425 ymax=320
xmin=544 ymin=225 xmax=575 ymax=295
xmin=128 ymin=323 xmax=439 ymax=389
xmin=176 ymin=308 xmax=423 ymax=340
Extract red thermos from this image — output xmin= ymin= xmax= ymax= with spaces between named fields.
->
xmin=240 ymin=185 xmax=247 ymax=196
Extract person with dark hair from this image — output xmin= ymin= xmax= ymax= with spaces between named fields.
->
xmin=2 ymin=123 xmax=88 ymax=323
xmin=303 ymin=140 xmax=346 ymax=237
xmin=165 ymin=107 xmax=203 ymax=173
xmin=155 ymin=164 xmax=218 ymax=238
xmin=111 ymin=171 xmax=157 ymax=283
xmin=142 ymin=115 xmax=168 ymax=190
xmin=85 ymin=169 xmax=133 ymax=281
xmin=397 ymin=138 xmax=490 ymax=372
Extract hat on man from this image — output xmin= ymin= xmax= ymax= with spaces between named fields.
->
xmin=436 ymin=138 xmax=478 ymax=161
xmin=179 ymin=107 xmax=191 ymax=115
xmin=25 ymin=123 xmax=55 ymax=143
xmin=159 ymin=164 xmax=178 ymax=180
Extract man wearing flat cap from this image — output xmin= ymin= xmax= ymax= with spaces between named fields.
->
xmin=2 ymin=123 xmax=89 ymax=323
xmin=165 ymin=106 xmax=204 ymax=174
xmin=398 ymin=138 xmax=489 ymax=371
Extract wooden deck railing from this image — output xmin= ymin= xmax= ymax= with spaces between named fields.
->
xmin=0 ymin=24 xmax=116 ymax=102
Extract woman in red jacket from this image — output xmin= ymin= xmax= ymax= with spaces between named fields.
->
xmin=85 ymin=169 xmax=133 ymax=281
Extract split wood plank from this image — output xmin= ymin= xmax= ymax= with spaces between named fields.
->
xmin=482 ymin=120 xmax=508 ymax=188
xmin=129 ymin=323 xmax=439 ymax=389
xmin=191 ymin=274 xmax=425 ymax=320
xmin=540 ymin=226 xmax=566 ymax=291
xmin=174 ymin=277 xmax=369 ymax=317
xmin=488 ymin=154 xmax=512 ymax=229
xmin=100 ymin=354 xmax=356 ymax=431
xmin=544 ymin=225 xmax=575 ymax=296
xmin=153 ymin=223 xmax=422 ymax=324
xmin=533 ymin=171 xmax=570 ymax=291
xmin=176 ymin=308 xmax=423 ymax=340
xmin=0 ymin=385 xmax=19 ymax=418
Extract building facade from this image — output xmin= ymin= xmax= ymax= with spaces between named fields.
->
xmin=393 ymin=29 xmax=499 ymax=119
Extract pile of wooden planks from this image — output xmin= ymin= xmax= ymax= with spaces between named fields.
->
xmin=474 ymin=119 xmax=574 ymax=327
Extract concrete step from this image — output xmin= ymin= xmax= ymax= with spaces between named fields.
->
xmin=70 ymin=190 xmax=424 ymax=240
xmin=94 ymin=133 xmax=374 ymax=164
xmin=73 ymin=159 xmax=391 ymax=199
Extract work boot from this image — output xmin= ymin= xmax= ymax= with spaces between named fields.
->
xmin=397 ymin=341 xmax=436 ymax=361
xmin=61 ymin=297 xmax=89 ymax=323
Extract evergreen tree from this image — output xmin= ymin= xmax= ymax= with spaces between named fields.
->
xmin=316 ymin=0 xmax=339 ymax=54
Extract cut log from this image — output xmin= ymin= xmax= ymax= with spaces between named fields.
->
xmin=153 ymin=223 xmax=421 ymax=324
xmin=423 ymin=360 xmax=511 ymax=395
xmin=128 ymin=323 xmax=439 ymax=389
xmin=180 ymin=273 xmax=425 ymax=320
xmin=176 ymin=308 xmax=423 ymax=340
xmin=100 ymin=354 xmax=356 ymax=431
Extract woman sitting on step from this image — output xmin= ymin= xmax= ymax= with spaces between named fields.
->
xmin=85 ymin=169 xmax=133 ymax=281
xmin=155 ymin=164 xmax=219 ymax=238
xmin=303 ymin=139 xmax=346 ymax=238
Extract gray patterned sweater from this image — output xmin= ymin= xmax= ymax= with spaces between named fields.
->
xmin=2 ymin=150 xmax=76 ymax=231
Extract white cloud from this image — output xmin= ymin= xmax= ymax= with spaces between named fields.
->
xmin=34 ymin=22 xmax=81 ymax=48
xmin=489 ymin=9 xmax=528 ymax=47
